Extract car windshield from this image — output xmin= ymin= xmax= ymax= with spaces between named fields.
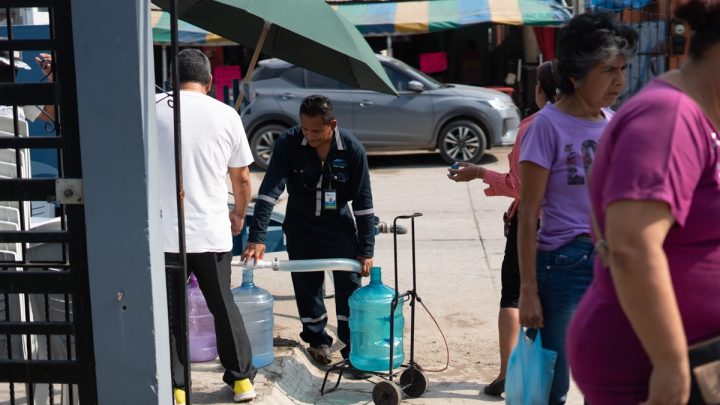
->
xmin=385 ymin=58 xmax=444 ymax=90
xmin=252 ymin=65 xmax=285 ymax=81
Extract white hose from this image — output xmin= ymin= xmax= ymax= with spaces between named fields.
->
xmin=240 ymin=260 xmax=274 ymax=270
xmin=276 ymin=258 xmax=361 ymax=273
xmin=241 ymin=258 xmax=361 ymax=273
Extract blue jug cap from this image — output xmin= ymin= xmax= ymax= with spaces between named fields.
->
xmin=188 ymin=273 xmax=199 ymax=287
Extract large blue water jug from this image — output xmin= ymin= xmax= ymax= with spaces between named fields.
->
xmin=188 ymin=274 xmax=218 ymax=363
xmin=232 ymin=269 xmax=274 ymax=368
xmin=349 ymin=267 xmax=404 ymax=372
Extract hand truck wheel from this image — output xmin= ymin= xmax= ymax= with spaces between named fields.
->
xmin=400 ymin=367 xmax=429 ymax=397
xmin=372 ymin=381 xmax=402 ymax=405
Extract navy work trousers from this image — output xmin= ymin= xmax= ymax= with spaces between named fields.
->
xmin=291 ymin=270 xmax=361 ymax=359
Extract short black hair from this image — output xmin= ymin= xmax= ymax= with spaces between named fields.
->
xmin=556 ymin=12 xmax=638 ymax=95
xmin=675 ymin=0 xmax=720 ymax=59
xmin=299 ymin=95 xmax=335 ymax=124
xmin=176 ymin=48 xmax=211 ymax=86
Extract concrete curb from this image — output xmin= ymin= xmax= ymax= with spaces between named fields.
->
xmin=186 ymin=339 xmax=583 ymax=404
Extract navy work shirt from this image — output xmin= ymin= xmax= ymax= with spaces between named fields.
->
xmin=248 ymin=125 xmax=375 ymax=260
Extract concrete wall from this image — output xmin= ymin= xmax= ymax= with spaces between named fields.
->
xmin=70 ymin=0 xmax=171 ymax=403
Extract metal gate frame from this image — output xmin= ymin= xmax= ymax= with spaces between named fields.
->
xmin=592 ymin=0 xmax=673 ymax=104
xmin=0 ymin=1 xmax=98 ymax=403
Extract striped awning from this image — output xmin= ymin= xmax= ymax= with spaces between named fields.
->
xmin=333 ymin=0 xmax=573 ymax=36
xmin=151 ymin=10 xmax=235 ymax=46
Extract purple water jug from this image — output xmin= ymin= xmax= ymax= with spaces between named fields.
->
xmin=188 ymin=274 xmax=218 ymax=362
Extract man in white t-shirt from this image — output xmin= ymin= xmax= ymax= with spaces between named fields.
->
xmin=156 ymin=49 xmax=256 ymax=404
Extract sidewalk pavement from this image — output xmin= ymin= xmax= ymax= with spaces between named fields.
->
xmin=200 ymin=149 xmax=584 ymax=404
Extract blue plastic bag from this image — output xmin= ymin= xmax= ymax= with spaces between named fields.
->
xmin=505 ymin=328 xmax=558 ymax=405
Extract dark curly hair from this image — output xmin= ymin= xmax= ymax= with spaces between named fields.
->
xmin=555 ymin=12 xmax=638 ymax=95
xmin=299 ymin=95 xmax=335 ymax=124
xmin=675 ymin=0 xmax=720 ymax=59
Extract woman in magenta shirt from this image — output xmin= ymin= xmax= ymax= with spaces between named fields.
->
xmin=568 ymin=2 xmax=720 ymax=404
xmin=448 ymin=61 xmax=558 ymax=396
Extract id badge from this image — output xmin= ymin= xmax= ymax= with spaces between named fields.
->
xmin=323 ymin=189 xmax=337 ymax=210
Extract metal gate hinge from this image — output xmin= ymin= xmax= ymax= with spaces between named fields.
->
xmin=56 ymin=179 xmax=84 ymax=204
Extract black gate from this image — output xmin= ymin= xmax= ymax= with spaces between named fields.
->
xmin=605 ymin=0 xmax=673 ymax=104
xmin=0 ymin=2 xmax=97 ymax=404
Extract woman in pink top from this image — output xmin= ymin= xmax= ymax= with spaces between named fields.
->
xmin=447 ymin=61 xmax=558 ymax=396
xmin=567 ymin=2 xmax=720 ymax=404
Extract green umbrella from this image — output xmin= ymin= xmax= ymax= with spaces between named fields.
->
xmin=152 ymin=0 xmax=398 ymax=109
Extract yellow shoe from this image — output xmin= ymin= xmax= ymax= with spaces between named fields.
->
xmin=233 ymin=378 xmax=257 ymax=402
xmin=173 ymin=388 xmax=186 ymax=405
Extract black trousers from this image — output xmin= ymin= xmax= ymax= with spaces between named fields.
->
xmin=500 ymin=215 xmax=520 ymax=308
xmin=165 ymin=252 xmax=256 ymax=388
xmin=290 ymin=270 xmax=360 ymax=359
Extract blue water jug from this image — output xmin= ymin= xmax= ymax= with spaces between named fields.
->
xmin=232 ymin=269 xmax=274 ymax=368
xmin=188 ymin=274 xmax=218 ymax=363
xmin=349 ymin=266 xmax=404 ymax=372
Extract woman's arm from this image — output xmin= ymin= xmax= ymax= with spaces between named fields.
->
xmin=518 ymin=161 xmax=549 ymax=329
xmin=447 ymin=158 xmax=520 ymax=199
xmin=605 ymin=200 xmax=690 ymax=405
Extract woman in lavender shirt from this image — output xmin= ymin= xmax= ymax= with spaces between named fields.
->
xmin=517 ymin=12 xmax=638 ymax=404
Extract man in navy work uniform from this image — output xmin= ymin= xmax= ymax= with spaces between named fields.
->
xmin=242 ymin=95 xmax=375 ymax=366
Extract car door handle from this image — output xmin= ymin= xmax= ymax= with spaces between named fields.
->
xmin=359 ymin=100 xmax=374 ymax=107
xmin=281 ymin=92 xmax=296 ymax=100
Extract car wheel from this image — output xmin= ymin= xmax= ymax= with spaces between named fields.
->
xmin=250 ymin=124 xmax=286 ymax=170
xmin=438 ymin=120 xmax=487 ymax=164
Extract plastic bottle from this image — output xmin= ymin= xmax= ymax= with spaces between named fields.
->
xmin=232 ymin=269 xmax=275 ymax=368
xmin=449 ymin=161 xmax=459 ymax=177
xmin=349 ymin=266 xmax=404 ymax=372
xmin=187 ymin=274 xmax=218 ymax=362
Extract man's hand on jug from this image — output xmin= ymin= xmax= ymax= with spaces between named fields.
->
xmin=242 ymin=242 xmax=266 ymax=267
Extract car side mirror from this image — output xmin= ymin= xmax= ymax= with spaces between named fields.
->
xmin=407 ymin=80 xmax=424 ymax=92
